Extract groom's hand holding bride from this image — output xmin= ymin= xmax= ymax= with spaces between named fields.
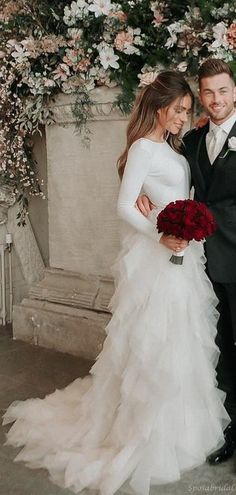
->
xmin=136 ymin=194 xmax=154 ymax=217
xmin=135 ymin=195 xmax=156 ymax=217
xmin=136 ymin=196 xmax=188 ymax=253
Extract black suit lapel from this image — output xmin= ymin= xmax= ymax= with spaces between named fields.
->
xmin=207 ymin=120 xmax=236 ymax=199
xmin=198 ymin=128 xmax=213 ymax=189
xmin=212 ymin=120 xmax=236 ymax=167
xmin=228 ymin=119 xmax=236 ymax=139
xmin=193 ymin=123 xmax=210 ymax=197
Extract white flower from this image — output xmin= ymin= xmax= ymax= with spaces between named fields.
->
xmin=124 ymin=44 xmax=140 ymax=55
xmin=212 ymin=3 xmax=231 ymax=19
xmin=177 ymin=61 xmax=188 ymax=72
xmin=165 ymin=20 xmax=188 ymax=48
xmin=77 ymin=0 xmax=88 ymax=7
xmin=168 ymin=21 xmax=187 ymax=35
xmin=63 ymin=0 xmax=89 ymax=25
xmin=185 ymin=7 xmax=201 ymax=22
xmin=208 ymin=47 xmax=233 ymax=62
xmin=138 ymin=71 xmax=159 ymax=87
xmin=44 ymin=79 xmax=56 ymax=88
xmin=165 ymin=33 xmax=177 ymax=49
xmin=220 ymin=136 xmax=236 ymax=158
xmin=140 ymin=63 xmax=165 ymax=75
xmin=88 ymin=0 xmax=113 ymax=17
xmin=11 ymin=44 xmax=31 ymax=63
xmin=228 ymin=136 xmax=236 ymax=151
xmin=192 ymin=47 xmax=200 ymax=56
xmin=211 ymin=22 xmax=228 ymax=49
xmin=6 ymin=39 xmax=17 ymax=48
xmin=67 ymin=28 xmax=83 ymax=40
xmin=213 ymin=22 xmax=227 ymax=40
xmin=98 ymin=45 xmax=119 ymax=70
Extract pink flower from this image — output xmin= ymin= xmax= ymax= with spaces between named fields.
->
xmin=227 ymin=23 xmax=236 ymax=50
xmin=53 ymin=63 xmax=70 ymax=81
xmin=63 ymin=49 xmax=79 ymax=67
xmin=152 ymin=10 xmax=167 ymax=26
xmin=76 ymin=58 xmax=91 ymax=72
xmin=114 ymin=31 xmax=133 ymax=51
xmin=109 ymin=10 xmax=127 ymax=22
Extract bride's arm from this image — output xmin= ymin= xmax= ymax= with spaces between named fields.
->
xmin=117 ymin=143 xmax=161 ymax=241
xmin=117 ymin=142 xmax=189 ymax=252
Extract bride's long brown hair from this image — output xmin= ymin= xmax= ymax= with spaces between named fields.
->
xmin=117 ymin=71 xmax=194 ymax=179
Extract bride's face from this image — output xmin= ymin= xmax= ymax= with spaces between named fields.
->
xmin=158 ymin=94 xmax=192 ymax=135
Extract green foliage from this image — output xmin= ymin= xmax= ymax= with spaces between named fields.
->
xmin=72 ymin=86 xmax=94 ymax=146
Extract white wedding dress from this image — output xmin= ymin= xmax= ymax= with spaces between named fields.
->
xmin=3 ymin=139 xmax=229 ymax=495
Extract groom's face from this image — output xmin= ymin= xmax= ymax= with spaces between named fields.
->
xmin=199 ymin=73 xmax=236 ymax=125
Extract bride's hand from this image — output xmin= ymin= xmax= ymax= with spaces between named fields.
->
xmin=159 ymin=235 xmax=188 ymax=252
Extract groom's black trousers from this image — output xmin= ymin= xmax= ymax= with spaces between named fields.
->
xmin=213 ymin=281 xmax=236 ymax=430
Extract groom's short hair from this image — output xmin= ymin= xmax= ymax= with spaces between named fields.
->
xmin=198 ymin=59 xmax=235 ymax=86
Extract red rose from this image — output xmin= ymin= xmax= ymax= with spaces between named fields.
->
xmin=157 ymin=199 xmax=216 ymax=241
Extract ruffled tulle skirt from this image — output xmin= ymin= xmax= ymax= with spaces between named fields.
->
xmin=3 ymin=222 xmax=229 ymax=495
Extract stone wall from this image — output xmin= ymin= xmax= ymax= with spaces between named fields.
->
xmin=13 ymin=88 xmax=129 ymax=359
xmin=46 ymin=88 xmax=125 ymax=276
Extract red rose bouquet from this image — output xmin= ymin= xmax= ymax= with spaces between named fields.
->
xmin=157 ymin=199 xmax=217 ymax=265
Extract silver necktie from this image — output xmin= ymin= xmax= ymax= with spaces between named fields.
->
xmin=207 ymin=126 xmax=225 ymax=164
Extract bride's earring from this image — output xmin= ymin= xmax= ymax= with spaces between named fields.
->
xmin=165 ymin=130 xmax=170 ymax=141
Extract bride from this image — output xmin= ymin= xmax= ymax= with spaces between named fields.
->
xmin=3 ymin=71 xmax=229 ymax=495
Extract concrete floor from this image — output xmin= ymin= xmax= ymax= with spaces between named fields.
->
xmin=0 ymin=325 xmax=235 ymax=495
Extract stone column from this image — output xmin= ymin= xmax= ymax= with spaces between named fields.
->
xmin=0 ymin=185 xmax=44 ymax=324
xmin=0 ymin=185 xmax=17 ymax=325
xmin=13 ymin=88 xmax=128 ymax=359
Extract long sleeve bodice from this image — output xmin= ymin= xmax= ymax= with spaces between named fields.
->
xmin=117 ymin=138 xmax=190 ymax=240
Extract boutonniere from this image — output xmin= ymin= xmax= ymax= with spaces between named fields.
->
xmin=220 ymin=136 xmax=236 ymax=158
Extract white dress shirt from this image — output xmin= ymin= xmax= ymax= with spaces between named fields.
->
xmin=206 ymin=111 xmax=236 ymax=164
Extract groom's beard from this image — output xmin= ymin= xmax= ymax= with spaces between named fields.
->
xmin=206 ymin=104 xmax=235 ymax=125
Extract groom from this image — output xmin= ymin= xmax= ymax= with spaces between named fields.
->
xmin=137 ymin=58 xmax=236 ymax=465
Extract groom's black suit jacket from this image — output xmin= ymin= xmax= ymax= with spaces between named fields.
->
xmin=183 ymin=121 xmax=236 ymax=283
